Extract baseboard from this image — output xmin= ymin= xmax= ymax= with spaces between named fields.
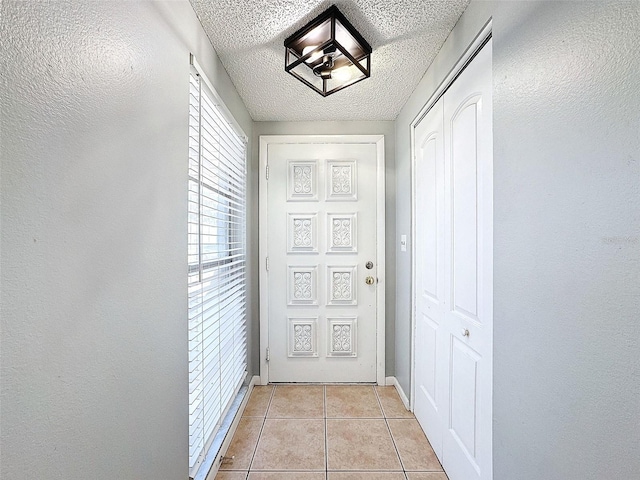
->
xmin=385 ymin=376 xmax=411 ymax=411
xmin=203 ymin=375 xmax=260 ymax=480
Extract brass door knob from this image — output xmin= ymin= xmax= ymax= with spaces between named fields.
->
xmin=365 ymin=276 xmax=375 ymax=285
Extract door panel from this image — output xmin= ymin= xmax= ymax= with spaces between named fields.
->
xmin=414 ymin=98 xmax=446 ymax=460
xmin=419 ymin=314 xmax=438 ymax=404
xmin=421 ymin=134 xmax=439 ymax=300
xmin=265 ymin=142 xmax=379 ymax=383
xmin=449 ymin=336 xmax=480 ymax=462
xmin=451 ymin=101 xmax=479 ymax=320
xmin=442 ymin=38 xmax=493 ymax=480
xmin=414 ymin=38 xmax=492 ymax=480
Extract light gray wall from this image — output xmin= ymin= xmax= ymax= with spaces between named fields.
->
xmin=395 ymin=1 xmax=640 ymax=478
xmin=0 ymin=1 xmax=252 ymax=479
xmin=252 ymin=122 xmax=396 ymax=376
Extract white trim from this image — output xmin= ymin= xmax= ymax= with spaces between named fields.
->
xmin=204 ymin=376 xmax=260 ymax=480
xmin=385 ymin=376 xmax=411 ymax=411
xmin=409 ymin=20 xmax=492 ymax=411
xmin=259 ymin=135 xmax=386 ymax=386
xmin=258 ymin=137 xmax=270 ymax=386
xmin=375 ymin=136 xmax=386 ymax=386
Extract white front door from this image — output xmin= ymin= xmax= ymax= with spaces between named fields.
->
xmin=260 ymin=136 xmax=384 ymax=383
xmin=414 ymin=38 xmax=493 ymax=480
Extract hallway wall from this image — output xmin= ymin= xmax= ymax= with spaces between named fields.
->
xmin=395 ymin=1 xmax=640 ymax=478
xmin=0 ymin=1 xmax=252 ymax=479
xmin=3 ymin=0 xmax=639 ymax=478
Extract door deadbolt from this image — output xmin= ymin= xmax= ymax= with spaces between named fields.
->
xmin=365 ymin=276 xmax=375 ymax=285
xmin=365 ymin=261 xmax=374 ymax=270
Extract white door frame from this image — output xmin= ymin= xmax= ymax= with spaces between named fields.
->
xmin=259 ymin=135 xmax=386 ymax=386
xmin=410 ymin=18 xmax=492 ymax=412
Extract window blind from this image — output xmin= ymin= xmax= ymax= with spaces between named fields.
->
xmin=188 ymin=65 xmax=247 ymax=477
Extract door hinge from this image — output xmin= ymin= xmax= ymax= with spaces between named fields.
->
xmin=266 ymin=347 xmax=270 ymax=362
xmin=266 ymin=256 xmax=269 ymax=271
xmin=265 ymin=164 xmax=269 ymax=180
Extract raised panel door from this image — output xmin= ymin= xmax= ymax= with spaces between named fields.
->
xmin=413 ymin=38 xmax=493 ymax=480
xmin=414 ymin=98 xmax=446 ymax=460
xmin=266 ymin=142 xmax=378 ymax=382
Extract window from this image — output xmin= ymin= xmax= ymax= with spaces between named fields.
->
xmin=188 ymin=59 xmax=247 ymax=477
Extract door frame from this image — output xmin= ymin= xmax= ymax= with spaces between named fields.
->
xmin=259 ymin=135 xmax=386 ymax=385
xmin=410 ymin=19 xmax=492 ymax=412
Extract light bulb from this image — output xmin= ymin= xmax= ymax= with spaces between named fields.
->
xmin=332 ymin=65 xmax=357 ymax=82
xmin=302 ymin=45 xmax=323 ymax=63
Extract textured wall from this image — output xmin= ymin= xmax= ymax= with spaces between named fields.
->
xmin=492 ymin=2 xmax=640 ymax=478
xmin=0 ymin=1 xmax=251 ymax=478
xmin=251 ymin=121 xmax=396 ymax=376
xmin=395 ymin=1 xmax=640 ymax=478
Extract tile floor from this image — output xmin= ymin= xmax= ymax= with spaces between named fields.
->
xmin=216 ymin=384 xmax=448 ymax=480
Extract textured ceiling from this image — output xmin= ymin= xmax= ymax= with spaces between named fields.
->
xmin=189 ymin=0 xmax=470 ymax=121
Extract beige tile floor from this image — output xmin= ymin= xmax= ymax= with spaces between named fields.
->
xmin=216 ymin=385 xmax=448 ymax=480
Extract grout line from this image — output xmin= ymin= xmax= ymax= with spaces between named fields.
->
xmin=324 ymin=416 xmax=385 ymax=419
xmin=246 ymin=470 xmax=327 ymax=473
xmin=375 ymin=384 xmax=408 ymax=476
xmin=322 ymin=470 xmax=406 ymax=473
xmin=382 ymin=411 xmax=406 ymax=474
xmin=373 ymin=384 xmax=386 ymax=419
xmin=324 ymin=384 xmax=329 ymax=477
xmin=264 ymin=383 xmax=276 ymax=418
xmin=245 ymin=384 xmax=276 ymax=477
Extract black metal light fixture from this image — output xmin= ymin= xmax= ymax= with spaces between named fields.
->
xmin=284 ymin=5 xmax=372 ymax=97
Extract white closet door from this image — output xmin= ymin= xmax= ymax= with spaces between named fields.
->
xmin=442 ymin=37 xmax=493 ymax=480
xmin=414 ymin=38 xmax=493 ymax=480
xmin=414 ymin=97 xmax=446 ymax=460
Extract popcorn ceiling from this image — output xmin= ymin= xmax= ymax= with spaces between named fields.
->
xmin=190 ymin=0 xmax=470 ymax=121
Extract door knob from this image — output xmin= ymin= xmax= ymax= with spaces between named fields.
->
xmin=365 ymin=276 xmax=375 ymax=285
xmin=462 ymin=328 xmax=470 ymax=337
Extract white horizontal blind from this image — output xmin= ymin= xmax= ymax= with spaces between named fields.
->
xmin=188 ymin=66 xmax=247 ymax=477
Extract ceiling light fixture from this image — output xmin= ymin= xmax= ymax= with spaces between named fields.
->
xmin=284 ymin=5 xmax=372 ymax=97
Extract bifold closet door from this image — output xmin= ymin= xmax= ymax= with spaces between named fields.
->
xmin=414 ymin=38 xmax=493 ymax=480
